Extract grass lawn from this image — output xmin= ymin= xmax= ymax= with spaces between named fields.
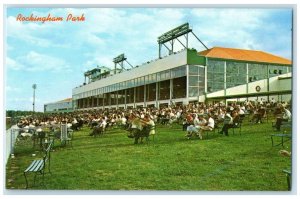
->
xmin=5 ymin=119 xmax=292 ymax=191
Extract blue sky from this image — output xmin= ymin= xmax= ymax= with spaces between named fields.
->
xmin=5 ymin=7 xmax=292 ymax=112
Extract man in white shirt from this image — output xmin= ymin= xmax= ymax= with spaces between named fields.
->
xmin=199 ymin=114 xmax=215 ymax=139
xmin=219 ymin=109 xmax=233 ymax=136
xmin=275 ymin=107 xmax=292 ymax=131
xmin=186 ymin=115 xmax=206 ymax=138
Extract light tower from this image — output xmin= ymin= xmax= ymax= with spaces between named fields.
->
xmin=32 ymin=84 xmax=37 ymax=113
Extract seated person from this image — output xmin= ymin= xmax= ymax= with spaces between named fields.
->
xmin=275 ymin=107 xmax=292 ymax=131
xmin=219 ymin=109 xmax=233 ymax=136
xmin=89 ymin=118 xmax=107 ymax=136
xmin=141 ymin=115 xmax=156 ymax=135
xmin=231 ymin=110 xmax=240 ymax=127
xmin=183 ymin=113 xmax=194 ymax=131
xmin=199 ymin=114 xmax=215 ymax=140
xmin=186 ymin=115 xmax=206 ymax=139
xmin=255 ymin=106 xmax=266 ymax=123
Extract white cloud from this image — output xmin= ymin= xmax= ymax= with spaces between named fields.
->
xmin=6 ymin=86 xmax=20 ymax=92
xmin=190 ymin=9 xmax=267 ymax=50
xmin=7 ymin=16 xmax=55 ymax=47
xmin=6 ymin=51 xmax=71 ymax=72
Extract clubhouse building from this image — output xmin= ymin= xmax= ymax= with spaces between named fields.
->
xmin=71 ymin=23 xmax=292 ymax=110
xmin=71 ymin=47 xmax=291 ymax=110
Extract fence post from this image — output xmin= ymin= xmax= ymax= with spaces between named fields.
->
xmin=10 ymin=128 xmax=14 ymax=155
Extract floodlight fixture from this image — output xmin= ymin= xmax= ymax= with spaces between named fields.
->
xmin=157 ymin=23 xmax=191 ymax=44
xmin=113 ymin=54 xmax=126 ymax=64
xmin=157 ymin=22 xmax=208 ymax=58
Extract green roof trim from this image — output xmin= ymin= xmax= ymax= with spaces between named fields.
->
xmin=187 ymin=49 xmax=206 ymax=65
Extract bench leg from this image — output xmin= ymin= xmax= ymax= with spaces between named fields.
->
xmin=287 ymin=175 xmax=291 ymax=190
xmin=42 ymin=170 xmax=45 ymax=187
xmin=33 ymin=172 xmax=38 ymax=187
xmin=24 ymin=172 xmax=29 ymax=189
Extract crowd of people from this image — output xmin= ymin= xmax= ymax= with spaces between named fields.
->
xmin=14 ymin=98 xmax=292 ymax=142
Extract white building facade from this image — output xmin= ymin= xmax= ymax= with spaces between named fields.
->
xmin=44 ymin=98 xmax=73 ymax=113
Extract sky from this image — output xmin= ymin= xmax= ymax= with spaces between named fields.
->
xmin=4 ymin=7 xmax=292 ymax=112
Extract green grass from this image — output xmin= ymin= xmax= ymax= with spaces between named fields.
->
xmin=6 ymin=120 xmax=292 ymax=191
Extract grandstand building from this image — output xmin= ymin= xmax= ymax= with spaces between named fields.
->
xmin=44 ymin=98 xmax=73 ymax=113
xmin=72 ymin=23 xmax=292 ymax=110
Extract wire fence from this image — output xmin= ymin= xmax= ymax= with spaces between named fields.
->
xmin=5 ymin=126 xmax=18 ymax=166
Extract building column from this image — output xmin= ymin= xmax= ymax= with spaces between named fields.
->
xmin=155 ymin=82 xmax=159 ymax=108
xmin=246 ymin=63 xmax=249 ymax=95
xmin=102 ymin=94 xmax=105 ymax=109
xmin=133 ymin=87 xmax=136 ymax=108
xmin=267 ymin=65 xmax=270 ymax=101
xmin=144 ymin=85 xmax=147 ymax=107
xmin=186 ymin=65 xmax=189 ymax=104
xmin=124 ymin=89 xmax=127 ymax=109
xmin=116 ymin=91 xmax=119 ymax=109
xmin=224 ymin=61 xmax=227 ymax=97
xmin=170 ymin=79 xmax=173 ymax=105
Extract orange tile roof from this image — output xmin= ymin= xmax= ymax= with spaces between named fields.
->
xmin=199 ymin=47 xmax=291 ymax=65
xmin=57 ymin=98 xmax=72 ymax=103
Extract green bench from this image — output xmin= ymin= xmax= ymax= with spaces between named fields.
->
xmin=23 ymin=140 xmax=53 ymax=189
xmin=270 ymin=133 xmax=291 ymax=147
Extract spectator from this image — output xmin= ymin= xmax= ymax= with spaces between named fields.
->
xmin=275 ymin=106 xmax=292 ymax=131
xmin=199 ymin=114 xmax=215 ymax=140
xmin=219 ymin=108 xmax=233 ymax=136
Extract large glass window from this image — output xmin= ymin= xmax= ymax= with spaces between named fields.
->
xmin=198 ymin=67 xmax=205 ymax=96
xmin=226 ymin=61 xmax=247 ymax=89
xmin=248 ymin=63 xmax=268 ymax=82
xmin=135 ymin=86 xmax=144 ymax=103
xmin=104 ymin=93 xmax=110 ymax=106
xmin=146 ymin=83 xmax=156 ymax=101
xmin=207 ymin=59 xmax=225 ymax=93
xmin=111 ymin=92 xmax=117 ymax=105
xmin=92 ymin=96 xmax=97 ymax=107
xmin=158 ymin=70 xmax=170 ymax=82
xmin=171 ymin=65 xmax=186 ymax=78
xmin=126 ymin=88 xmax=134 ymax=104
xmin=269 ymin=65 xmax=290 ymax=78
xmin=98 ymin=95 xmax=104 ymax=107
xmin=118 ymin=90 xmax=125 ymax=105
xmin=173 ymin=76 xmax=186 ymax=99
xmin=159 ymin=80 xmax=170 ymax=100
xmin=188 ymin=65 xmax=205 ymax=97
